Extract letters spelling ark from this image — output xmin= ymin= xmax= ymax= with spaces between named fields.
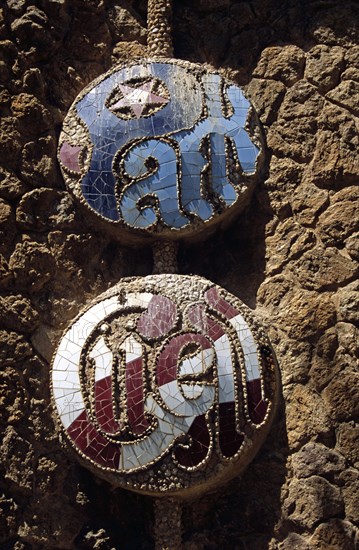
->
xmin=52 ymin=59 xmax=279 ymax=498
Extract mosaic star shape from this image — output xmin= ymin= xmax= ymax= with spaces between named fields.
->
xmin=110 ymin=81 xmax=169 ymax=118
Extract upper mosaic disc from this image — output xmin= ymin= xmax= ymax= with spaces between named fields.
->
xmin=51 ymin=274 xmax=278 ymax=498
xmin=59 ymin=59 xmax=263 ymax=239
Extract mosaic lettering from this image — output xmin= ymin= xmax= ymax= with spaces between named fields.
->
xmin=59 ymin=60 xmax=262 ymax=237
xmin=51 ymin=275 xmax=278 ymax=496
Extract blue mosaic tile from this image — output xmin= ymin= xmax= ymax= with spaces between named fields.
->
xmin=59 ymin=60 xmax=262 ymax=234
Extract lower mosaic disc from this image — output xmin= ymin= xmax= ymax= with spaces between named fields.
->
xmin=51 ymin=275 xmax=279 ymax=498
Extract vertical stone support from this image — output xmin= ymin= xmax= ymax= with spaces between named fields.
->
xmin=152 ymin=240 xmax=179 ymax=273
xmin=147 ymin=0 xmax=174 ymax=57
xmin=154 ymin=498 xmax=182 ymax=550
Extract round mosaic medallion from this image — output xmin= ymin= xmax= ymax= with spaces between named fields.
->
xmin=51 ymin=275 xmax=278 ymax=498
xmin=59 ymin=59 xmax=263 ymax=240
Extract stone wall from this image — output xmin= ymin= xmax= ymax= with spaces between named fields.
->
xmin=0 ymin=0 xmax=358 ymax=548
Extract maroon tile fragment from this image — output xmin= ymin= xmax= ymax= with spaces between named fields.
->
xmin=174 ymin=414 xmax=210 ymax=467
xmin=59 ymin=141 xmax=82 ymax=172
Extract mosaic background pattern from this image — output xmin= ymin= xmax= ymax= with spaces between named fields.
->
xmin=51 ymin=275 xmax=278 ymax=497
xmin=59 ymin=60 xmax=262 ymax=237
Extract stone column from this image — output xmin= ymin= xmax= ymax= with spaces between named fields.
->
xmin=147 ymin=0 xmax=174 ymax=57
